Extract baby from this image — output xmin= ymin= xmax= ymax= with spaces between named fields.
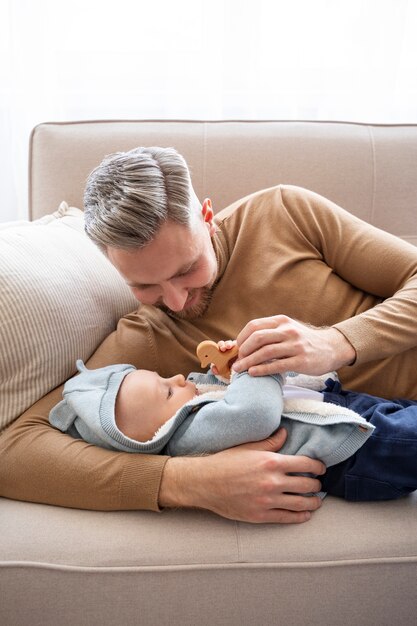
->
xmin=49 ymin=341 xmax=376 ymax=502
xmin=50 ymin=339 xmax=417 ymax=502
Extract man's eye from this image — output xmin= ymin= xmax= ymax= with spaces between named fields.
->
xmin=178 ymin=268 xmax=191 ymax=277
xmin=178 ymin=263 xmax=197 ymax=277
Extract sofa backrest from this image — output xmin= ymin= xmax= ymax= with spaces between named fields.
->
xmin=29 ymin=120 xmax=417 ymax=245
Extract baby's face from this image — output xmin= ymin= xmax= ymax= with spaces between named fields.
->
xmin=115 ymin=370 xmax=197 ymax=442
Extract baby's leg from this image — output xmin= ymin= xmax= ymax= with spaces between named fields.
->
xmin=321 ymin=392 xmax=417 ymax=501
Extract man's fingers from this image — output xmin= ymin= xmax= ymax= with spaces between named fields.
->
xmin=284 ymin=476 xmax=323 ymax=495
xmin=262 ymin=427 xmax=288 ymax=451
xmin=240 ymin=433 xmax=326 ymax=478
xmin=279 ymin=494 xmax=323 ymax=512
xmin=249 ymin=495 xmax=323 ymax=524
xmin=233 ymin=340 xmax=294 ymax=373
xmin=236 ymin=316 xmax=283 ymax=347
xmin=280 ymin=454 xmax=326 ymax=476
xmin=241 ymin=427 xmax=288 ymax=452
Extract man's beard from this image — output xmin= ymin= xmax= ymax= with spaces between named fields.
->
xmin=158 ymin=287 xmax=213 ymax=320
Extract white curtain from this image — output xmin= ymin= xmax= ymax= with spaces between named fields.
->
xmin=1 ymin=0 xmax=417 ymax=221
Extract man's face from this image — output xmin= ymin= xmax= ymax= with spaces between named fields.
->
xmin=107 ymin=214 xmax=218 ymax=320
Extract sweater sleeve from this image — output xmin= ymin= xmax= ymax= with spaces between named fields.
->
xmin=280 ymin=186 xmax=417 ymax=364
xmin=166 ymin=372 xmax=284 ymax=456
xmin=0 ymin=314 xmax=168 ymax=511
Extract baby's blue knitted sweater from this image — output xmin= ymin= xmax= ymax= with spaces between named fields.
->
xmin=164 ymin=372 xmax=374 ymax=469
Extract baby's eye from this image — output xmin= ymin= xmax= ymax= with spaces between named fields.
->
xmin=167 ymin=387 xmax=173 ymax=399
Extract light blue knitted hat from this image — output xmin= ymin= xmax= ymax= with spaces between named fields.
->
xmin=49 ymin=360 xmax=138 ymax=451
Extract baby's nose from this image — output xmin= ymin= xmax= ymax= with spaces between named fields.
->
xmin=170 ymin=374 xmax=186 ymax=386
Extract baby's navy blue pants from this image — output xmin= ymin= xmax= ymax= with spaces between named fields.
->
xmin=320 ymin=380 xmax=417 ymax=501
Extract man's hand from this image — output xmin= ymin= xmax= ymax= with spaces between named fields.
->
xmin=233 ymin=315 xmax=356 ymax=377
xmin=158 ymin=428 xmax=325 ymax=524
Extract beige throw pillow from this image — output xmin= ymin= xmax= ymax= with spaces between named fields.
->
xmin=0 ymin=203 xmax=138 ymax=430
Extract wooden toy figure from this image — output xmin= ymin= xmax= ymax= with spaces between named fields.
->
xmin=196 ymin=340 xmax=239 ymax=380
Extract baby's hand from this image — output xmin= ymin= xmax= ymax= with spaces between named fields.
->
xmin=211 ymin=340 xmax=239 ymax=378
xmin=217 ymin=339 xmax=237 ymax=353
xmin=196 ymin=339 xmax=239 ymax=379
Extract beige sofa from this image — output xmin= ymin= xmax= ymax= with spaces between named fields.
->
xmin=1 ymin=120 xmax=417 ymax=626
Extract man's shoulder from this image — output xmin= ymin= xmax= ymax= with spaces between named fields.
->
xmin=214 ymin=185 xmax=284 ymax=223
xmin=214 ymin=184 xmax=319 ymax=225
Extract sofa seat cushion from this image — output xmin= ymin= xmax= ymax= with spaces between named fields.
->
xmin=1 ymin=495 xmax=416 ymax=625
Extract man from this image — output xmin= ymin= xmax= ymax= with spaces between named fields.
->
xmin=2 ymin=146 xmax=417 ymax=523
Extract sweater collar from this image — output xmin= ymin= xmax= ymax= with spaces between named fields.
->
xmin=211 ymin=228 xmax=229 ymax=284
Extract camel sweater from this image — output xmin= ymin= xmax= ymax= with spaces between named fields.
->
xmin=2 ymin=185 xmax=417 ymax=511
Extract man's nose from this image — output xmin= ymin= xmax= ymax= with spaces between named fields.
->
xmin=161 ymin=282 xmax=188 ymax=311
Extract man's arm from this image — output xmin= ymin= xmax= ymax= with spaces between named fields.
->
xmin=0 ymin=385 xmax=167 ymax=511
xmin=234 ymin=186 xmax=417 ymax=377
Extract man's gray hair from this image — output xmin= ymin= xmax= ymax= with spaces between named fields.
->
xmin=84 ymin=146 xmax=194 ymax=251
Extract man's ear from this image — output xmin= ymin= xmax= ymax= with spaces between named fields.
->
xmin=202 ymin=198 xmax=216 ymax=230
xmin=201 ymin=198 xmax=216 ymax=236
xmin=202 ymin=198 xmax=213 ymax=222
